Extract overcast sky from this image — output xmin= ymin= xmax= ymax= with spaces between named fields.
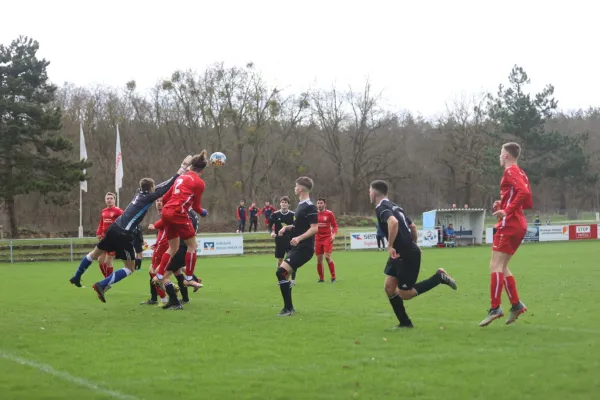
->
xmin=2 ymin=0 xmax=598 ymax=117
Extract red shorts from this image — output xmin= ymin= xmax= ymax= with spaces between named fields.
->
xmin=161 ymin=209 xmax=196 ymax=241
xmin=492 ymin=226 xmax=526 ymax=255
xmin=315 ymin=239 xmax=333 ymax=255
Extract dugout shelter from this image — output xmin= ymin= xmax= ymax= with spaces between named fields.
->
xmin=422 ymin=208 xmax=486 ymax=245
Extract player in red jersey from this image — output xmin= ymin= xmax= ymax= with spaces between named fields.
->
xmin=141 ymin=198 xmax=168 ymax=306
xmin=154 ymin=151 xmax=208 ymax=309
xmin=260 ymin=202 xmax=276 ymax=230
xmin=95 ymin=192 xmax=123 ymax=278
xmin=480 ymin=142 xmax=532 ymax=327
xmin=315 ymin=198 xmax=338 ymax=283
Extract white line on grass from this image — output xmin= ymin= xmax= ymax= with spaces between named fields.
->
xmin=0 ymin=350 xmax=141 ymax=400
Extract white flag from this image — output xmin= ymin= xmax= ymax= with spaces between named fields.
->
xmin=80 ymin=123 xmax=88 ymax=192
xmin=115 ymin=125 xmax=123 ymax=192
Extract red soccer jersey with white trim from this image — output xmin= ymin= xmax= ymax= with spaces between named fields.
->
xmin=96 ymin=207 xmax=124 ymax=237
xmin=496 ymin=165 xmax=532 ymax=230
xmin=162 ymin=172 xmax=205 ymax=222
xmin=316 ymin=210 xmax=338 ymax=241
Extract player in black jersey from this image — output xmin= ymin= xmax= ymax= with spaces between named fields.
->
xmin=275 ymin=177 xmax=318 ymax=316
xmin=69 ymin=155 xmax=192 ymax=302
xmin=370 ymin=180 xmax=458 ymax=328
xmin=268 ymin=196 xmax=296 ymax=283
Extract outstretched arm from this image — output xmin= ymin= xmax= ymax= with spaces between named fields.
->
xmin=147 ymin=155 xmax=192 ymax=202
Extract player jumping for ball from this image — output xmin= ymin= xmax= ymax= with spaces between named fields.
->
xmin=153 ymin=151 xmax=208 ymax=309
xmin=69 ymin=155 xmax=193 ymax=302
xmin=315 ymin=197 xmax=338 ymax=283
xmin=369 ymin=180 xmax=458 ymax=328
xmin=479 ymin=142 xmax=532 ymax=327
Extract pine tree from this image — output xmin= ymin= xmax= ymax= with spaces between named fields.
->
xmin=0 ymin=36 xmax=89 ymax=238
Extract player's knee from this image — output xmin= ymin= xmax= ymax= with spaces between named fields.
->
xmin=398 ymin=289 xmax=416 ymax=301
xmin=489 ymin=260 xmax=503 ymax=273
xmin=384 ymin=283 xmax=396 ymax=297
xmin=276 ymin=267 xmax=288 ymax=281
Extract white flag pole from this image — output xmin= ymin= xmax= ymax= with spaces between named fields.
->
xmin=115 ymin=124 xmax=123 ymax=208
xmin=79 ymin=123 xmax=88 ymax=238
xmin=79 ymin=189 xmax=83 ymax=238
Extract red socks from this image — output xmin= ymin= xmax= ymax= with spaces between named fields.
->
xmin=318 ymin=261 xmax=336 ymax=279
xmin=317 ymin=263 xmax=324 ymax=280
xmin=156 ymin=253 xmax=172 ymax=277
xmin=99 ymin=263 xmax=114 ymax=278
xmin=490 ymin=272 xmax=504 ymax=309
xmin=184 ymin=251 xmax=197 ymax=278
xmin=504 ymin=275 xmax=520 ymax=305
xmin=149 ymin=272 xmax=166 ymax=298
xmin=328 ymin=261 xmax=336 ymax=279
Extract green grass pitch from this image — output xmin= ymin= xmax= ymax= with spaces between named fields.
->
xmin=1 ymin=241 xmax=599 ymax=400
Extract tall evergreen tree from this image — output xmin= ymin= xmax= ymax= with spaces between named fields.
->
xmin=0 ymin=36 xmax=89 ymax=238
xmin=486 ymin=65 xmax=595 ymax=209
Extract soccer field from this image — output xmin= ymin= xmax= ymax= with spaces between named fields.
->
xmin=1 ymin=242 xmax=599 ymax=400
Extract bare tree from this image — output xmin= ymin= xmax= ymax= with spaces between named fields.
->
xmin=436 ymin=93 xmax=491 ymax=206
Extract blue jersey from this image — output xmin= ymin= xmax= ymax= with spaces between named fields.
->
xmin=114 ymin=174 xmax=180 ymax=232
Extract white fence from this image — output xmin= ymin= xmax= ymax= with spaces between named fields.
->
xmin=2 ymin=224 xmax=599 ymax=263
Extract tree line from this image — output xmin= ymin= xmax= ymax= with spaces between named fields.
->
xmin=1 ymin=36 xmax=599 ymax=238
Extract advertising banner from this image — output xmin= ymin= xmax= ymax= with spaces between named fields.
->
xmin=349 ymin=232 xmax=379 ymax=249
xmin=486 ymin=228 xmax=495 ymax=244
xmin=418 ymin=229 xmax=439 ymax=248
xmin=522 ymin=226 xmax=539 ymax=243
xmin=569 ymin=224 xmax=598 ymax=241
xmin=538 ymin=225 xmax=569 ymax=242
xmin=197 ymin=236 xmax=244 ymax=256
xmin=141 ymin=236 xmax=244 ymax=257
xmin=350 ymin=230 xmax=438 ymax=249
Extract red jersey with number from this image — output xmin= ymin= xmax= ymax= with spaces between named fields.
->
xmin=96 ymin=207 xmax=124 ymax=237
xmin=316 ymin=210 xmax=338 ymax=241
xmin=161 ymin=172 xmax=205 ymax=223
xmin=496 ymin=165 xmax=532 ymax=231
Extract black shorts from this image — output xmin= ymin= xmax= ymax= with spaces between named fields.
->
xmin=283 ymin=246 xmax=314 ymax=271
xmin=383 ymin=251 xmax=421 ymax=290
xmin=133 ymin=230 xmax=144 ymax=254
xmin=168 ymin=247 xmax=188 ymax=272
xmin=97 ymin=226 xmax=135 ymax=261
xmin=274 ymin=237 xmax=291 ymax=259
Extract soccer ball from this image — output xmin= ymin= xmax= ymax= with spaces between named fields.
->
xmin=209 ymin=152 xmax=226 ymax=167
